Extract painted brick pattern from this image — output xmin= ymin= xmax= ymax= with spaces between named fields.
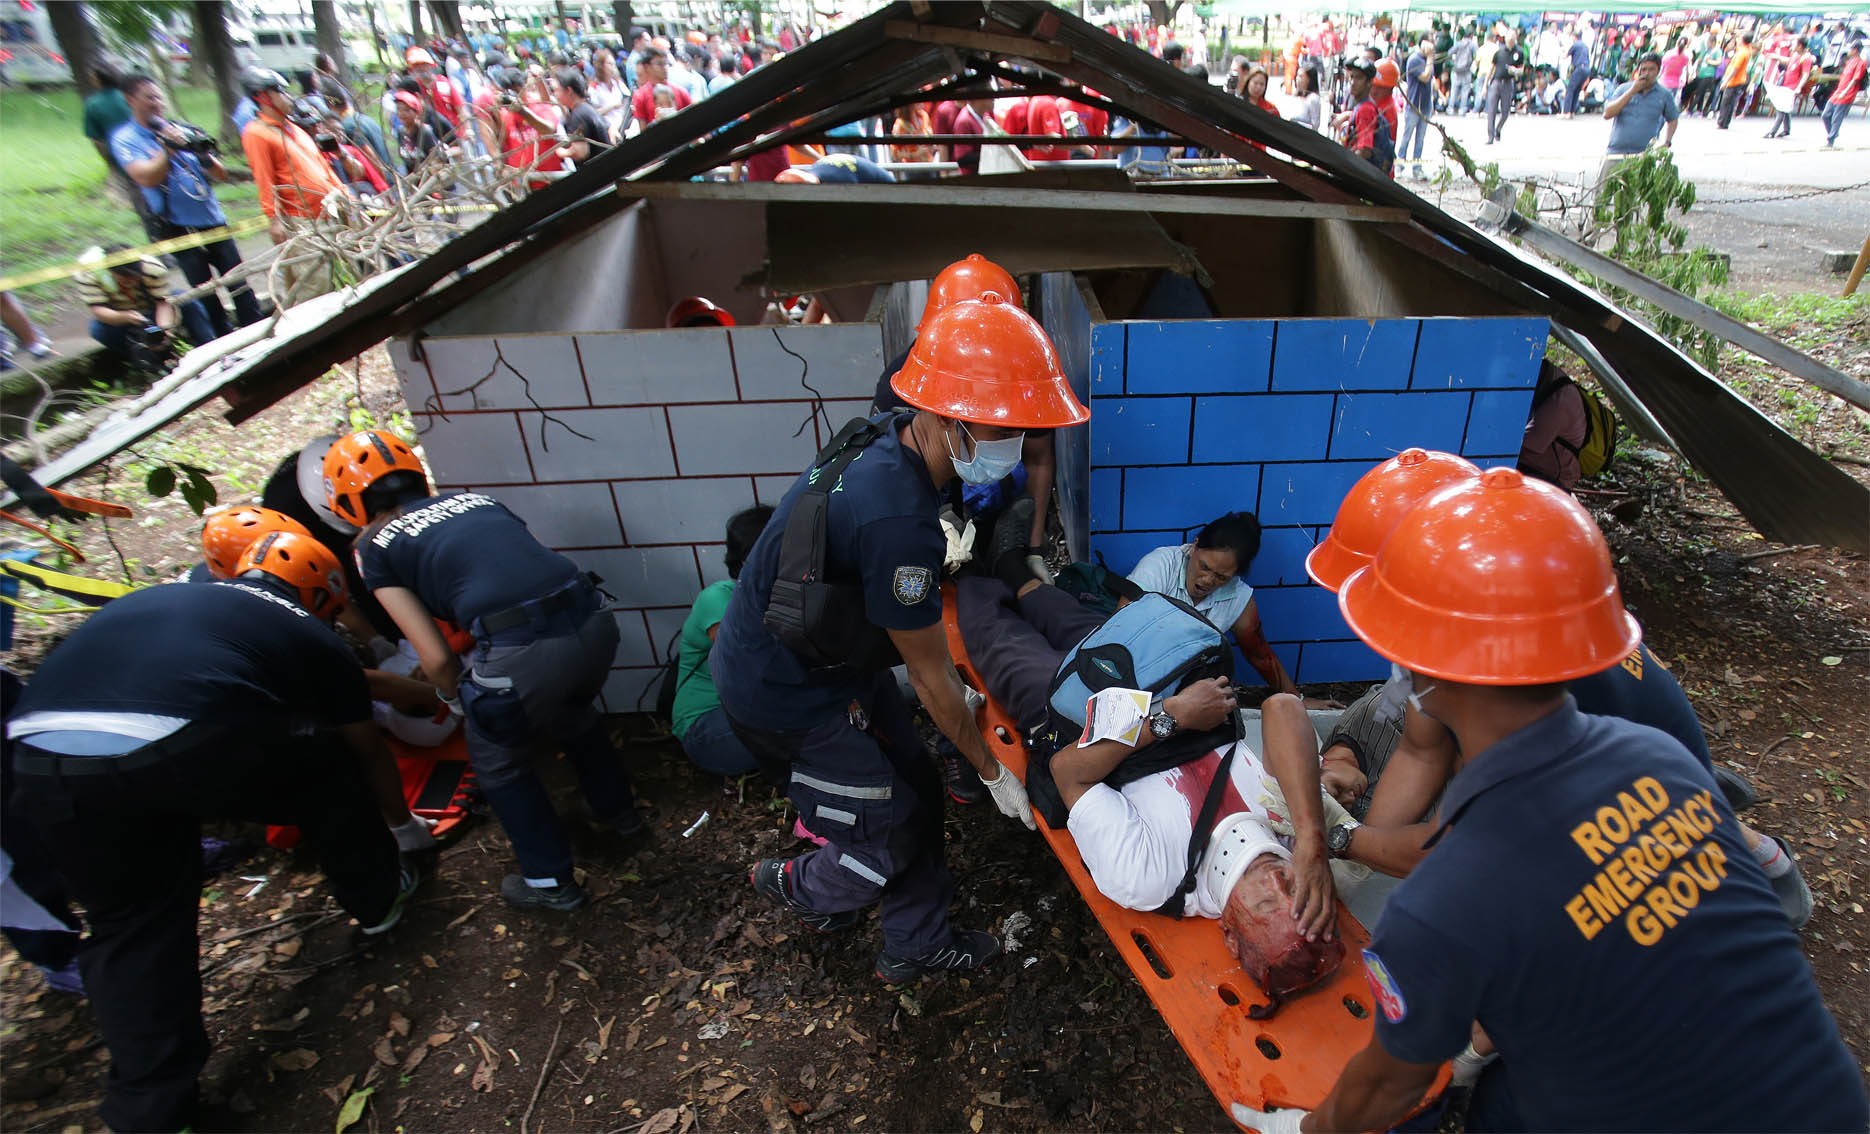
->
xmin=388 ymin=322 xmax=887 ymax=710
xmin=1086 ymin=315 xmax=1546 ymax=685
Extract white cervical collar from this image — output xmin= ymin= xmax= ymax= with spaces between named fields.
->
xmin=1202 ymin=812 xmax=1290 ymax=911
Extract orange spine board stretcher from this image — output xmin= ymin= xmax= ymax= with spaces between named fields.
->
xmin=938 ymin=583 xmax=1447 ymax=1124
xmin=266 ymin=730 xmax=476 ymax=849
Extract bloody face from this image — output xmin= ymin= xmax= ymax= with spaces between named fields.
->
xmin=1220 ymin=856 xmax=1346 ymax=1002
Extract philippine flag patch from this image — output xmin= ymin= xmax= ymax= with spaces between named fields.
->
xmin=892 ymin=566 xmax=932 ymax=606
xmin=1362 ymin=949 xmax=1408 ymax=1023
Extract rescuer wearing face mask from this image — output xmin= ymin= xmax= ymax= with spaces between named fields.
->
xmin=711 ymin=291 xmax=1090 ymax=983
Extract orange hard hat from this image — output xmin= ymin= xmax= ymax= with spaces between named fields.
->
xmin=323 ymin=430 xmax=425 ymax=529
xmin=1374 ymin=58 xmax=1401 ymax=88
xmin=921 ymin=254 xmax=1021 ymax=329
xmin=890 ymin=293 xmax=1089 ymax=429
xmin=666 ymin=296 xmax=736 ymax=328
xmin=201 ymin=506 xmax=313 ymax=580
xmin=237 ymin=530 xmax=348 ymax=620
xmin=405 ymin=46 xmax=437 ymax=67
xmin=1306 ymin=449 xmax=1480 ymax=594
xmin=1338 ymin=467 xmax=1641 ymax=685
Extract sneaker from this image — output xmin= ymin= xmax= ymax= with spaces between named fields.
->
xmin=938 ymin=739 xmax=988 ymax=805
xmin=606 ymin=808 xmax=649 ymax=840
xmin=1710 ymin=764 xmax=1758 ymax=812
xmin=499 ymin=873 xmax=588 ymax=912
xmin=362 ymin=863 xmax=422 ymax=935
xmin=24 ymin=339 xmax=55 ymax=359
xmin=1767 ymin=837 xmax=1813 ymax=930
xmin=750 ymin=858 xmax=858 ymax=932
xmin=875 ymin=929 xmax=1002 ymax=983
xmin=988 ymin=496 xmax=1038 ymax=591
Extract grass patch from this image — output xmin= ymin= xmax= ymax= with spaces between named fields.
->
xmin=0 ymin=85 xmax=263 ymax=317
xmin=1706 ymin=290 xmax=1866 ymax=333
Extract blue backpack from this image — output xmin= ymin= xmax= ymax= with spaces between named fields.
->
xmin=1024 ymin=593 xmax=1239 ymax=833
xmin=1356 ymin=98 xmax=1395 ymax=176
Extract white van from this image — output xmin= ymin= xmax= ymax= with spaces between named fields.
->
xmin=249 ymin=24 xmax=320 ymax=75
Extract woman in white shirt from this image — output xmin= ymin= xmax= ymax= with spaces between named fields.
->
xmin=1293 ymin=65 xmax=1325 ymax=130
xmin=1127 ymin=512 xmax=1298 ymax=695
xmin=589 ymin=49 xmax=628 ymax=143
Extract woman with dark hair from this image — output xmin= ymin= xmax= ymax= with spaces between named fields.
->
xmin=673 ymin=506 xmax=774 ymax=777
xmin=1127 ymin=512 xmax=1298 ymax=695
xmin=1294 ymin=65 xmax=1325 ymax=130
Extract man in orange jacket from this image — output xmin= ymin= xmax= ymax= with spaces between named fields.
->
xmin=238 ymin=69 xmax=345 ymax=244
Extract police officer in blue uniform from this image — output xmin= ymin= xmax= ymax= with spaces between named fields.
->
xmin=323 ymin=429 xmax=641 ymax=913
xmin=1231 ymin=469 xmax=1866 ymax=1134
xmin=714 ymin=292 xmax=1089 ymax=983
xmin=7 ymin=532 xmax=432 ymax=1133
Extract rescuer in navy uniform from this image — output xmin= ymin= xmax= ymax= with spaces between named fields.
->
xmin=324 ymin=429 xmax=642 ymax=914
xmin=713 ymin=292 xmax=1090 ymax=983
xmin=1229 ymin=470 xmax=1866 ymax=1134
xmin=7 ymin=532 xmax=432 ymax=1134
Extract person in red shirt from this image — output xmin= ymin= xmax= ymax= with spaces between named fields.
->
xmin=630 ymin=47 xmax=692 ymax=131
xmin=1057 ymin=86 xmax=1108 ymax=157
xmin=1022 ymin=92 xmax=1069 ymax=160
xmin=998 ymin=94 xmax=1029 ymax=136
xmin=1336 ymin=59 xmax=1396 ymax=177
xmin=1766 ymin=42 xmax=1815 ymax=137
xmin=951 ymin=95 xmax=990 ymax=175
xmin=1241 ymin=67 xmax=1281 ymax=151
xmin=405 ymin=47 xmax=463 ymax=132
xmin=1823 ymin=40 xmax=1864 ymax=148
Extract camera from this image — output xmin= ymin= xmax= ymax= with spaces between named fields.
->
xmin=163 ymin=121 xmax=220 ymax=156
xmin=124 ymin=323 xmax=179 ymax=375
xmin=499 ymin=91 xmax=517 ymax=106
xmin=316 ymin=132 xmax=341 ymax=154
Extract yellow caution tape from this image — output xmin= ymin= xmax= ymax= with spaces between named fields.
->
xmin=0 ymin=559 xmax=138 ymax=604
xmin=0 ymin=217 xmax=271 ymax=292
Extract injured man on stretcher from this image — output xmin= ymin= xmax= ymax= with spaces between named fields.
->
xmin=956 ymin=577 xmax=1378 ymax=1009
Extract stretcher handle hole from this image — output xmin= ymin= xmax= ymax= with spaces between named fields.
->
xmin=1255 ymin=1035 xmax=1282 ymax=1061
xmin=1130 ymin=930 xmax=1174 ymax=980
xmin=1342 ymin=995 xmax=1368 ymax=1020
xmin=994 ymin=726 xmax=1014 ymax=746
xmin=1217 ymin=984 xmax=1242 ymax=1006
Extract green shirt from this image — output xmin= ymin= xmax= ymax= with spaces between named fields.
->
xmin=83 ymin=89 xmax=132 ymax=145
xmin=672 ymin=579 xmax=735 ymax=739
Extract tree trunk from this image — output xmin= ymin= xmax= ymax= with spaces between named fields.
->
xmin=46 ymin=2 xmax=101 ymax=95
xmin=611 ymin=2 xmax=634 ymax=36
xmin=741 ymin=0 xmax=762 ymax=39
xmin=408 ymin=0 xmax=424 ymax=41
xmin=428 ymin=0 xmax=464 ymax=42
xmin=191 ymin=1 xmax=243 ymax=146
xmin=365 ymin=3 xmax=387 ymax=72
xmin=312 ymin=0 xmax=348 ymax=83
xmin=1144 ymin=1 xmax=1181 ymax=29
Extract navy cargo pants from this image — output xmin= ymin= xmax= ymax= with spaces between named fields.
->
xmin=954 ymin=577 xmax=1107 ymax=730
xmin=729 ymin=670 xmax=955 ymax=958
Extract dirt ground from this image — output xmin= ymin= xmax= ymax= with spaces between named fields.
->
xmin=1 ymin=296 xmax=1866 ymax=1131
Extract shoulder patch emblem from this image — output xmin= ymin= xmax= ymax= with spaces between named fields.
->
xmin=892 ymin=566 xmax=932 ymax=606
xmin=1362 ymin=949 xmax=1407 ymax=1023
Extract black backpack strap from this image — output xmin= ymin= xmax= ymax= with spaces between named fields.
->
xmin=763 ymin=417 xmax=888 ymax=668
xmin=1151 ymin=741 xmax=1237 ymax=920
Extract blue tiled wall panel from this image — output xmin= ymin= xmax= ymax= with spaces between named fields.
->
xmin=1270 ymin=319 xmax=1418 ymax=392
xmin=1088 ymin=467 xmax=1123 ymax=533
xmin=1089 ymin=531 xmax=1180 ymax=577
xmin=1253 ymin=586 xmax=1350 ymax=644
xmin=1257 ymin=461 xmax=1376 ymax=527
xmin=1246 ymin=526 xmax=1319 ymax=589
xmin=1410 ymin=317 xmax=1547 ymax=390
xmin=1465 ymin=390 xmax=1536 ymax=457
xmin=1123 ymin=464 xmax=1260 ymax=533
xmin=1089 ymin=397 xmax=1192 ymax=466
xmin=1089 ymin=323 xmax=1126 ymax=396
xmin=1191 ymin=395 xmax=1336 ymax=463
xmin=1125 ymin=321 xmax=1274 ymax=395
xmin=1330 ymin=391 xmax=1471 ymax=461
xmin=1240 ymin=642 xmax=1304 ymax=688
xmin=1298 ymin=639 xmax=1390 ymax=685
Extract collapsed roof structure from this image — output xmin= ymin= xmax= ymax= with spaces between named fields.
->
xmin=15 ymin=0 xmax=1866 ymax=551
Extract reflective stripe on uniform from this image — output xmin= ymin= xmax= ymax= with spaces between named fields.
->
xmin=792 ymin=771 xmax=891 ymax=800
xmin=815 ymin=805 xmax=858 ymax=826
xmin=838 ymin=853 xmax=889 ymax=887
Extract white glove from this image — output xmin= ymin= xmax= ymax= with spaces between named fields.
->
xmin=1450 ymin=1041 xmax=1499 ymax=1088
xmin=1230 ymin=1104 xmax=1309 ymax=1134
xmin=1025 ymin=554 xmax=1054 ymax=585
xmin=1257 ymin=773 xmax=1355 ymax=838
xmin=980 ymin=765 xmax=1037 ymax=830
xmin=391 ymin=814 xmax=438 ymax=853
xmin=438 ymin=687 xmax=465 ymax=718
xmin=940 ymin=509 xmax=977 ymax=573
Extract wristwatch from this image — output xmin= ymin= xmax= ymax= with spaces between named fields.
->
xmin=1327 ymin=820 xmax=1362 ymax=859
xmin=1148 ymin=710 xmax=1177 ymax=739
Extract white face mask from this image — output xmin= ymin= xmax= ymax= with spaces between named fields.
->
xmin=1373 ymin=661 xmax=1437 ymax=725
xmin=947 ymin=422 xmax=1025 ymax=486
